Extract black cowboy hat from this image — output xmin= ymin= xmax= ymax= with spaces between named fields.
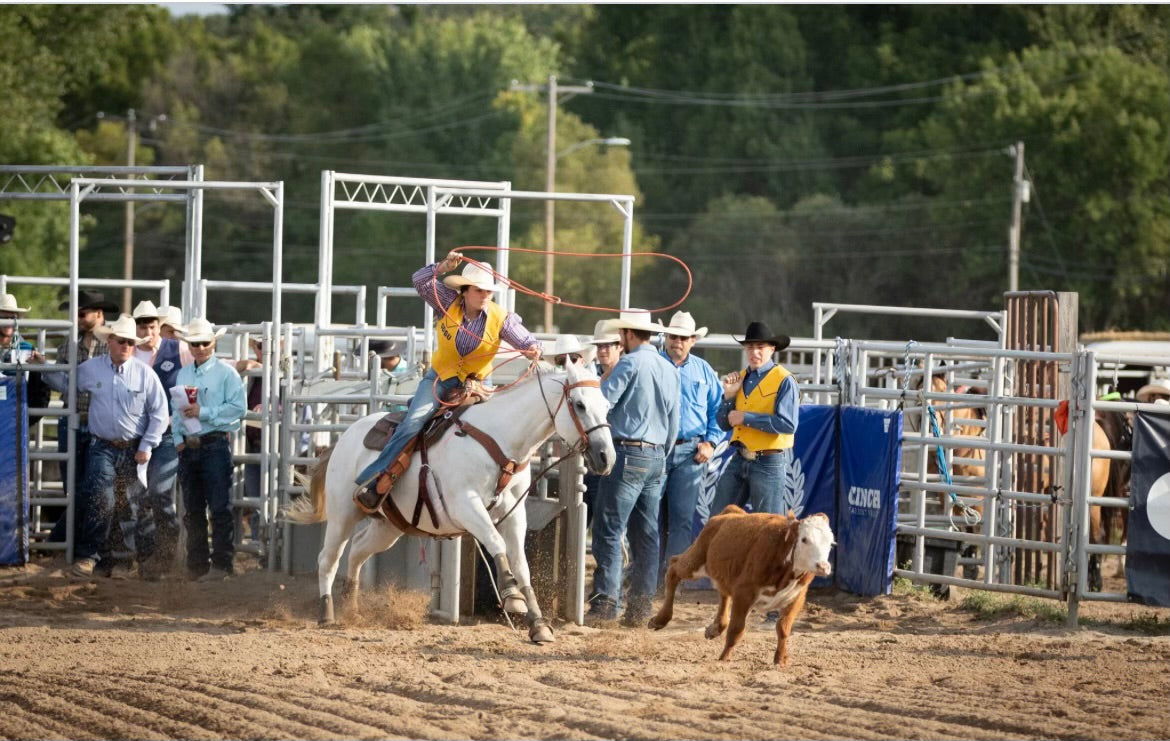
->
xmin=734 ymin=321 xmax=791 ymax=352
xmin=58 ymin=289 xmax=119 ymax=315
xmin=367 ymin=340 xmax=403 ymax=358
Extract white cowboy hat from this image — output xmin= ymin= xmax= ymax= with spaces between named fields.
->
xmin=544 ymin=334 xmax=597 ymax=366
xmin=94 ymin=314 xmax=149 ymax=345
xmin=600 ymin=308 xmax=666 ymax=335
xmin=131 ymin=300 xmax=163 ymax=321
xmin=1136 ymin=378 xmax=1170 ymax=403
xmin=0 ymin=293 xmax=30 ymax=314
xmin=442 ymin=260 xmax=509 ymax=292
xmin=662 ymin=310 xmax=708 ymax=338
xmin=587 ymin=318 xmax=621 ymax=345
xmin=180 ymin=317 xmax=227 ymax=344
xmin=158 ymin=305 xmax=186 ymax=332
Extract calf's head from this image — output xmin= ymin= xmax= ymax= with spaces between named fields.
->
xmin=794 ymin=513 xmax=835 ymax=578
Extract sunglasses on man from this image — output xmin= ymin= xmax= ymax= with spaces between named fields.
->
xmin=110 ymin=337 xmax=136 ymax=347
xmin=596 ymin=342 xmax=620 ymax=350
xmin=555 ymin=354 xmax=583 ymax=366
xmin=189 ymin=341 xmax=212 ymax=348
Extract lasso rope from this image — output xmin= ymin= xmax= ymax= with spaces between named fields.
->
xmin=425 ymin=246 xmax=693 ymax=405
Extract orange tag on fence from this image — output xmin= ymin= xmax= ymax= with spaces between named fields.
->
xmin=1054 ymin=399 xmax=1070 ymax=435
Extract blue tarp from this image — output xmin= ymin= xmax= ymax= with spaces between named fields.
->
xmin=1126 ymin=412 xmax=1170 ymax=607
xmin=835 ymin=407 xmax=903 ymax=596
xmin=0 ymin=375 xmax=30 ymax=566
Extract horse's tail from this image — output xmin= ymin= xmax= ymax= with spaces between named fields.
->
xmin=284 ymin=445 xmax=334 ymax=525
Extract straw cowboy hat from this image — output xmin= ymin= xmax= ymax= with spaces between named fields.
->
xmin=587 ymin=318 xmax=621 ymax=345
xmin=58 ymin=289 xmax=119 ymax=315
xmin=94 ymin=315 xmax=148 ymax=345
xmin=1136 ymin=378 xmax=1170 ymax=403
xmin=180 ymin=317 xmax=227 ymax=344
xmin=158 ymin=305 xmax=186 ymax=332
xmin=734 ymin=321 xmax=791 ymax=352
xmin=131 ymin=300 xmax=163 ymax=321
xmin=662 ymin=310 xmax=708 ymax=339
xmin=442 ymin=260 xmax=509 ymax=292
xmin=0 ymin=294 xmax=30 ymax=314
xmin=600 ymin=308 xmax=667 ymax=335
xmin=545 ymin=334 xmax=597 ymax=366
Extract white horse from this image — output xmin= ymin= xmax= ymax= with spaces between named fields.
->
xmin=286 ymin=360 xmax=615 ymax=643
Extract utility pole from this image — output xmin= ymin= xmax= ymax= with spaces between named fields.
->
xmin=123 ymin=108 xmax=137 ymax=313
xmin=510 ymin=76 xmax=594 ymax=332
xmin=1008 ymin=141 xmax=1026 ymax=293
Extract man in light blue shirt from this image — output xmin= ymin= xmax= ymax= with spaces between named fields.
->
xmin=588 ymin=309 xmax=679 ymax=627
xmin=657 ymin=311 xmax=723 ymax=588
xmin=43 ymin=315 xmax=169 ymax=577
xmin=173 ymin=317 xmax=247 ymax=582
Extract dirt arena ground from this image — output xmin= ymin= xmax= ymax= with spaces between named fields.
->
xmin=1 ymin=557 xmax=1168 ymax=741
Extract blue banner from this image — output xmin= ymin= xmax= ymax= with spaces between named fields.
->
xmin=835 ymin=407 xmax=902 ymax=596
xmin=1126 ymin=412 xmax=1170 ymax=607
xmin=0 ymin=376 xmax=29 ymax=566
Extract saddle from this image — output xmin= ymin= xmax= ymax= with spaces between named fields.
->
xmin=354 ymin=375 xmax=512 ymax=536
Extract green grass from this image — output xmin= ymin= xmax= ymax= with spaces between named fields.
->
xmin=960 ymin=590 xmax=1068 ymax=624
xmin=1083 ymin=612 xmax=1170 ymax=636
xmin=892 ymin=562 xmax=943 ymax=601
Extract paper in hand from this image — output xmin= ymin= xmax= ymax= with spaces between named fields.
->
xmin=169 ymin=385 xmax=203 ymax=434
xmin=137 ymin=462 xmax=149 ymax=489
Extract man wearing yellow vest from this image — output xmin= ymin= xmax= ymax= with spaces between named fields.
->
xmin=710 ymin=320 xmax=799 ymax=516
xmin=354 ymin=250 xmax=542 ymax=512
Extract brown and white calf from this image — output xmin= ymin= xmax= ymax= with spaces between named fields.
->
xmin=648 ymin=505 xmax=835 ymax=665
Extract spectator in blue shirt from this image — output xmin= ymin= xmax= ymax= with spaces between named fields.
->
xmin=587 ymin=309 xmax=679 ymax=627
xmin=656 ymin=311 xmax=723 ymax=588
xmin=42 ymin=315 xmax=169 ymax=578
xmin=173 ymin=317 xmax=247 ymax=582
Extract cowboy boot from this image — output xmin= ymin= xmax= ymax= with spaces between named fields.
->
xmin=353 ymin=474 xmax=392 ymax=516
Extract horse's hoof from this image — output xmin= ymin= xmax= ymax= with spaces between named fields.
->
xmin=318 ymin=595 xmax=335 ymax=626
xmin=647 ymin=615 xmax=667 ymax=631
xmin=529 ymin=618 xmax=555 ymax=644
xmin=704 ymin=624 xmax=722 ymax=640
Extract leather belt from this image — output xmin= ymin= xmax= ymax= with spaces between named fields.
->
xmin=675 ymin=437 xmax=701 ymax=445
xmin=613 ymin=439 xmax=662 ymax=448
xmin=96 ymin=436 xmax=141 ymax=450
xmin=733 ymin=443 xmax=785 ymax=461
xmin=184 ymin=431 xmax=229 ymax=449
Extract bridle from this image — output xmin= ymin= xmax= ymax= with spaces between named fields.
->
xmin=534 ymin=362 xmax=611 ymax=455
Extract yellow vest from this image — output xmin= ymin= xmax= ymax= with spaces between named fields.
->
xmin=730 ymin=364 xmax=795 ymax=451
xmin=431 ymin=299 xmax=507 ymax=382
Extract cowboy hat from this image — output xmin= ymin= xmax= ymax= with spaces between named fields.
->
xmin=0 ymin=294 xmax=30 ymax=314
xmin=131 ymin=300 xmax=163 ymax=321
xmin=442 ymin=260 xmax=509 ymax=292
xmin=544 ymin=334 xmax=598 ymax=366
xmin=587 ymin=318 xmax=621 ymax=345
xmin=662 ymin=310 xmax=708 ymax=339
xmin=599 ymin=308 xmax=666 ymax=335
xmin=180 ymin=317 xmax=227 ymax=344
xmin=1136 ymin=378 xmax=1170 ymax=403
xmin=157 ymin=305 xmax=186 ymax=332
xmin=734 ymin=321 xmax=791 ymax=352
xmin=59 ymin=289 xmax=119 ymax=315
xmin=94 ymin=315 xmax=148 ymax=345
xmin=367 ymin=339 xmax=403 ymax=358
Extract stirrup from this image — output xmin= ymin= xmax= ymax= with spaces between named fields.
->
xmin=354 ymin=483 xmax=388 ymax=516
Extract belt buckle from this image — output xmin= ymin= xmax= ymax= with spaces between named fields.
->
xmin=739 ymin=447 xmax=757 ymax=461
xmin=185 ymin=435 xmax=202 ymax=450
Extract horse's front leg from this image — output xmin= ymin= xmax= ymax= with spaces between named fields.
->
xmin=496 ymin=485 xmax=554 ymax=644
xmin=447 ymin=489 xmax=535 ymax=634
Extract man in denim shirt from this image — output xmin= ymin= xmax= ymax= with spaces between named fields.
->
xmin=656 ymin=311 xmax=723 ymax=588
xmin=587 ymin=309 xmax=679 ymax=627
xmin=711 ymin=321 xmax=799 ymax=516
xmin=173 ymin=317 xmax=247 ymax=581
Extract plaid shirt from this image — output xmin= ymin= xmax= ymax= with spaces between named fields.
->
xmin=57 ymin=333 xmax=109 ymax=424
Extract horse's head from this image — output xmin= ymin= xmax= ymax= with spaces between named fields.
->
xmin=554 ymin=361 xmax=615 ymax=475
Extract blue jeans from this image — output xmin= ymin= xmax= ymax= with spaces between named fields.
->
xmin=75 ymin=437 xmax=143 ymax=561
xmin=658 ymin=438 xmax=705 ymax=583
xmin=355 ymin=368 xmax=462 ymax=485
xmin=710 ymin=448 xmax=792 ymax=515
xmin=179 ymin=436 xmax=235 ymax=573
xmin=590 ymin=446 xmax=667 ymax=611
